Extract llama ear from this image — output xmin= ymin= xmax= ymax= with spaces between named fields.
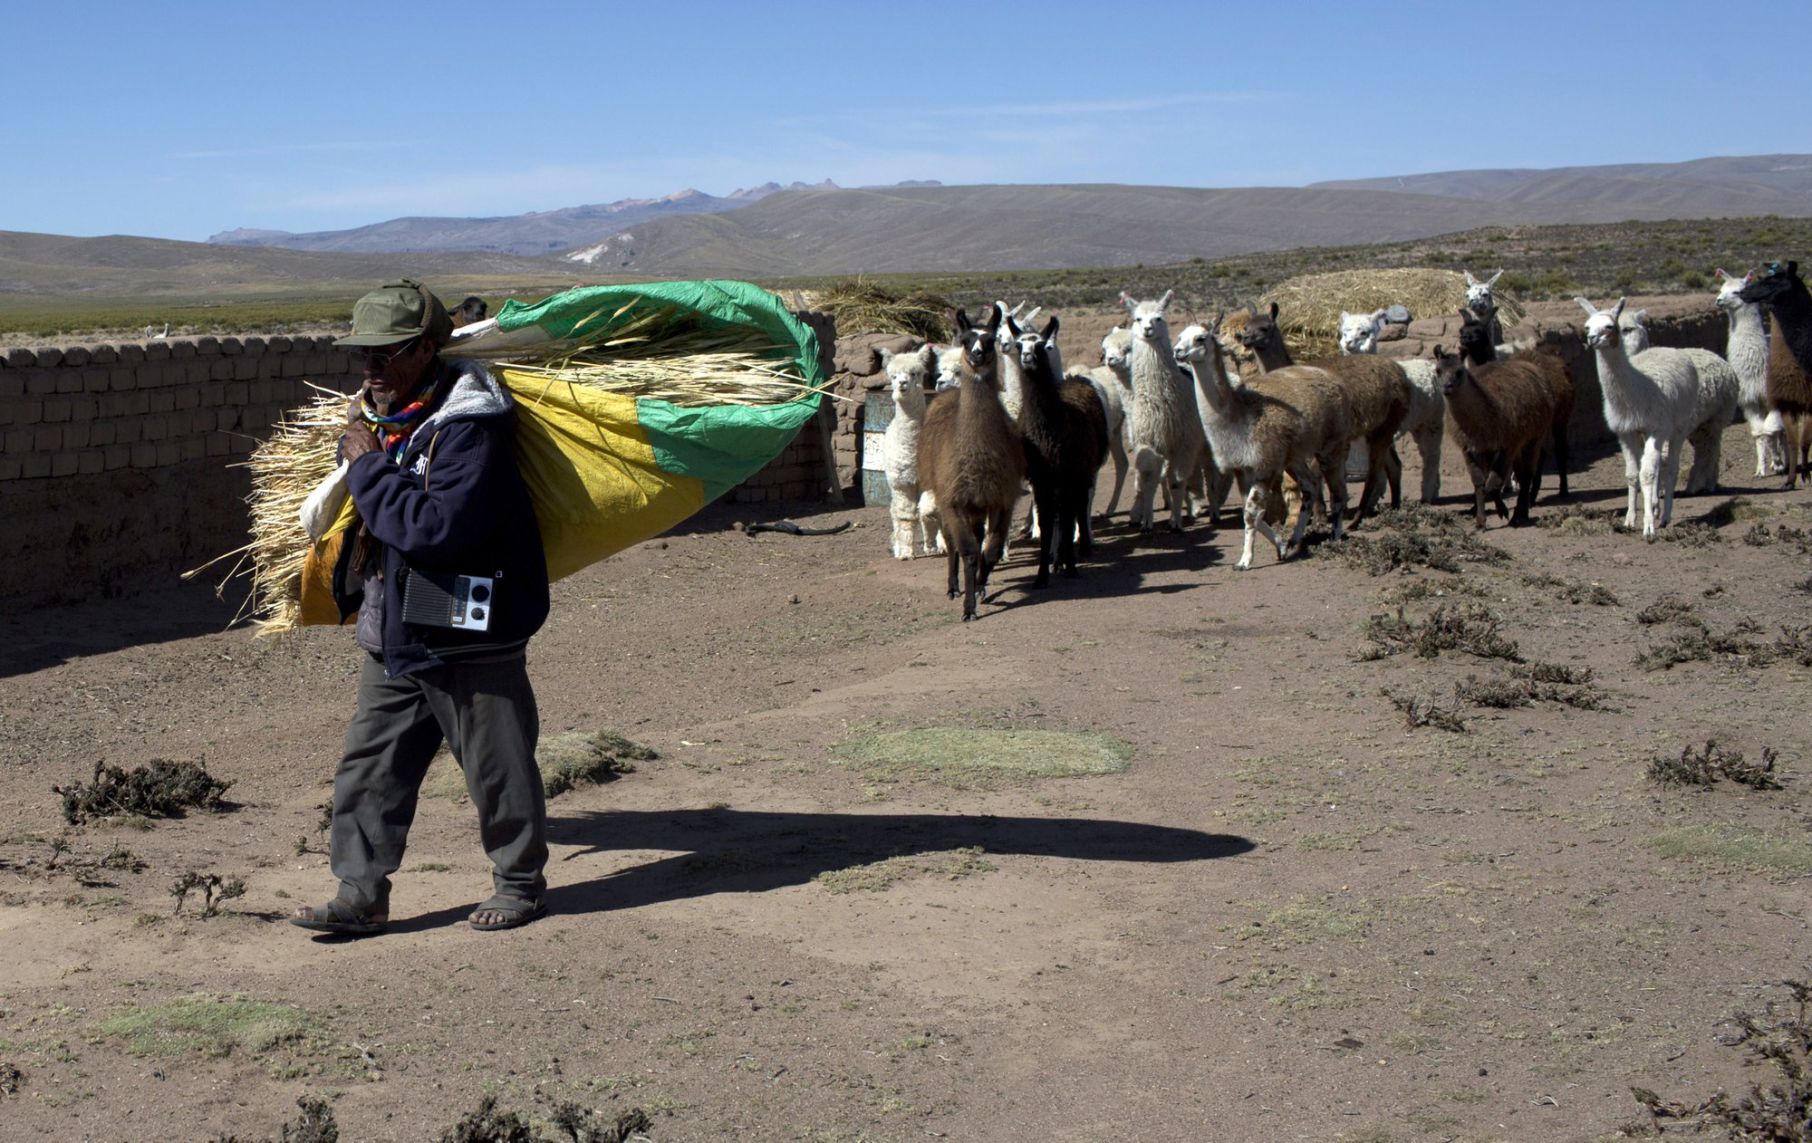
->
xmin=1370 ymin=308 xmax=1389 ymax=323
xmin=1039 ymin=314 xmax=1058 ymax=341
xmin=1611 ymin=298 xmax=1627 ymax=321
xmin=1574 ymin=296 xmax=1598 ymax=316
xmin=954 ymin=308 xmax=972 ymax=334
xmin=1004 ymin=313 xmax=1020 ymax=339
xmin=878 ymin=346 xmax=894 ymax=366
xmin=1464 ymin=270 xmax=1479 ymax=288
xmin=1023 ymin=305 xmax=1042 ymax=325
xmin=1790 ymin=261 xmax=1800 ymax=278
xmin=1210 ymin=310 xmax=1225 ymax=333
xmin=1433 ymin=344 xmax=1448 ymax=361
xmin=1157 ymin=289 xmax=1174 ymax=311
xmin=1485 ymin=269 xmax=1503 ymax=287
xmin=1266 ymin=302 xmax=1278 ymax=320
xmin=983 ymin=304 xmax=1002 ymax=334
xmin=1716 ymin=268 xmax=1733 ymax=281
xmin=916 ymin=344 xmax=936 ymax=370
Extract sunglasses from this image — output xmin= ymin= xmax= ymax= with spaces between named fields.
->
xmin=354 ymin=338 xmax=420 ymax=369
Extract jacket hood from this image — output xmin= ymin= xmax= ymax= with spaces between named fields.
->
xmin=418 ymin=357 xmax=510 ymax=439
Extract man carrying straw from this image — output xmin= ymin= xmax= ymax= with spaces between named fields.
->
xmin=291 ymin=279 xmax=552 ymax=936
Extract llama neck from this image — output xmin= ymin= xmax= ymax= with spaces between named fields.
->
xmin=1460 ymin=333 xmax=1495 ymax=366
xmin=1592 ymin=340 xmax=1659 ymax=419
xmin=1130 ymin=338 xmax=1185 ymax=410
xmin=1251 ymin=337 xmax=1292 ymax=372
xmin=1183 ymin=354 xmax=1237 ymax=419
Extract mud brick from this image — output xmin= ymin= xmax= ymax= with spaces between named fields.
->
xmin=104 ymin=444 xmax=131 ymax=470
xmin=225 ymin=382 xmax=249 ymax=405
xmin=42 ymin=398 xmax=71 ymax=423
xmin=234 ymin=357 xmax=258 ymax=380
xmin=56 ymin=372 xmax=82 ymax=394
xmin=194 ymin=337 xmax=219 ymax=354
xmin=170 ymin=341 xmax=196 ymax=360
xmin=82 ymin=368 xmax=108 ymax=392
xmin=51 ymin=451 xmax=78 ymax=477
xmin=23 ymin=453 xmax=51 ymax=478
xmin=180 ymin=438 xmax=204 ymax=462
xmin=148 ymin=390 xmax=176 ymax=414
xmin=305 ymin=352 xmax=328 ymax=374
xmin=77 ymin=450 xmax=104 ymax=475
xmin=211 ymin=359 xmax=233 ymax=381
xmin=219 ymin=337 xmax=242 ymax=355
xmin=118 ymin=344 xmax=145 ymax=365
xmin=130 ymin=392 xmax=150 ymax=414
xmin=114 ymin=419 xmax=142 ymax=444
xmin=141 ymin=418 xmax=167 ymax=442
xmin=202 ymin=382 xmax=224 ymax=406
xmin=62 ymin=424 xmax=89 ymax=449
xmin=280 ymin=355 xmax=307 ymax=378
xmin=61 ymin=346 xmax=91 ymax=367
xmin=89 ymin=422 xmax=116 ymax=446
xmin=174 ymin=388 xmax=200 ymax=411
xmin=216 ymin=409 xmax=239 ymax=431
xmin=6 ymin=348 xmax=36 ymax=368
xmin=206 ymin=432 xmax=231 ymax=457
xmin=145 ymin=343 xmax=170 ymax=362
xmin=111 ymin=367 xmax=136 ymax=392
xmin=4 ymin=428 xmax=30 ymax=453
xmin=241 ymin=337 xmax=266 ymax=354
xmin=91 ymin=345 xmax=119 ymax=364
xmin=267 ymin=336 xmax=292 ymax=352
xmin=0 ymin=457 xmax=20 ymax=480
xmin=0 ymin=375 xmax=19 ymax=399
xmin=156 ymin=442 xmax=180 ymax=466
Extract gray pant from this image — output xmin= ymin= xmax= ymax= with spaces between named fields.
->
xmin=330 ymin=653 xmax=547 ymax=912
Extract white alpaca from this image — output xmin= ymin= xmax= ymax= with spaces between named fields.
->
xmin=1121 ymin=290 xmax=1208 ymax=533
xmin=1338 ymin=309 xmax=1446 ymax=502
xmin=933 ymin=344 xmax=965 ymax=392
xmin=1577 ymin=296 xmax=1741 ymax=538
xmin=1067 ymin=326 xmax=1136 ymax=519
xmin=1715 ymin=268 xmax=1788 ymax=476
xmin=879 ymin=345 xmax=939 ymax=559
xmin=1618 ymin=307 xmax=1652 ymax=354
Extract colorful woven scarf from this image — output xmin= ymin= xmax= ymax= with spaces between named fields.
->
xmin=360 ymin=372 xmax=442 ymax=463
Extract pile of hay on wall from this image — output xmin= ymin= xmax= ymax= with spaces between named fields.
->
xmin=812 ymin=279 xmax=952 ymax=341
xmin=1251 ymin=269 xmax=1528 ymax=362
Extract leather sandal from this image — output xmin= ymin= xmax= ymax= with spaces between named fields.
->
xmin=289 ymin=897 xmax=388 ymax=936
xmin=468 ymin=895 xmax=546 ymax=931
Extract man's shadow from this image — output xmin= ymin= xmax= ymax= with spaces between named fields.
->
xmin=388 ymin=808 xmax=1253 ymax=932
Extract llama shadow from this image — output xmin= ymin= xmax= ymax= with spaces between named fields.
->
xmin=384 ymin=808 xmax=1252 ymax=931
xmin=979 ymin=529 xmax=1226 ymax=613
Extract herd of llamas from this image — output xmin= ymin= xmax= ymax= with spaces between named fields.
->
xmin=875 ymin=260 xmax=1812 ymax=619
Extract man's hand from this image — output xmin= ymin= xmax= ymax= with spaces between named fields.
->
xmin=340 ymin=426 xmax=380 ymax=463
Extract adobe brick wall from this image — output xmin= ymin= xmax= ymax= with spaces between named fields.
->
xmin=0 ymin=335 xmax=363 ymax=609
xmin=0 ymin=316 xmax=847 ymax=609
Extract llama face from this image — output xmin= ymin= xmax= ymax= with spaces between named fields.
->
xmin=1737 ymin=261 xmax=1802 ymax=307
xmin=1457 ymin=309 xmax=1493 ymax=358
xmin=1582 ymin=304 xmax=1626 ymax=350
xmin=933 ymin=346 xmax=965 ymax=391
xmin=882 ymin=346 xmax=932 ymax=402
xmin=1125 ymin=291 xmax=1174 ymax=345
xmin=1715 ymin=269 xmax=1754 ymax=313
xmin=954 ymin=305 xmax=1001 ymax=375
xmin=1101 ymin=326 xmax=1133 ymax=371
xmin=1432 ymin=346 xmax=1469 ymax=395
xmin=1237 ymin=304 xmax=1281 ymax=354
xmin=1172 ymin=324 xmax=1215 ymax=366
xmin=1463 ymin=269 xmax=1502 ymax=316
xmin=1337 ymin=310 xmax=1382 ymax=355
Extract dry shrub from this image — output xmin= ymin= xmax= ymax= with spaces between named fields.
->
xmin=1361 ymin=602 xmax=1521 ymax=662
xmin=438 ymin=1097 xmax=535 ymax=1143
xmin=1630 ymin=979 xmax=1812 ymax=1139
xmin=1538 ymin=503 xmax=1616 ymax=536
xmin=1523 ymin=573 xmax=1619 ymax=606
xmin=170 ymin=871 xmax=246 ymax=918
xmin=1637 ymin=595 xmax=1695 ymax=626
xmin=1636 ymin=619 xmax=1807 ymax=671
xmin=1663 ymin=522 xmax=1722 ymax=547
xmin=1647 ymin=740 xmax=1781 ymax=789
xmin=1383 ymin=689 xmax=1468 ymax=732
xmin=56 ymin=760 xmax=231 ymax=824
xmin=550 ymin=1102 xmax=652 ymax=1143
xmin=1457 ymin=663 xmax=1608 ymax=711
xmin=0 ymin=1061 xmax=21 ymax=1097
xmin=1327 ymin=504 xmax=1509 ymax=575
xmin=1254 ymin=268 xmax=1526 ymax=361
xmin=815 ymin=279 xmax=952 ymax=340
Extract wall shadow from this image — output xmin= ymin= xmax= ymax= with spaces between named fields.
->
xmin=387 ymin=808 xmax=1252 ymax=932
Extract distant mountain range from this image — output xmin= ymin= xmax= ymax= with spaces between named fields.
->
xmin=207 ymin=181 xmax=911 ymax=257
xmin=10 ymin=156 xmax=1812 ymax=295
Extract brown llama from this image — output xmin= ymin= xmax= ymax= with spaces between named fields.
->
xmin=917 ymin=305 xmax=1026 ymax=620
xmin=1238 ymin=302 xmax=1410 ymax=526
xmin=1738 ymin=260 xmax=1812 ymax=487
xmin=1458 ymin=309 xmax=1575 ymax=500
xmin=1432 ymin=345 xmax=1566 ymax=528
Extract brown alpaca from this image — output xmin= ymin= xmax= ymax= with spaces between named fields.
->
xmin=917 ymin=305 xmax=1026 ymax=620
xmin=1238 ymin=302 xmax=1409 ymax=525
xmin=1458 ymin=308 xmax=1575 ymax=499
xmin=1009 ymin=313 xmax=1109 ymax=586
xmin=1433 ymin=345 xmax=1566 ymax=528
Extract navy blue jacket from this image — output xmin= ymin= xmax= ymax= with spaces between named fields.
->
xmin=334 ymin=358 xmax=550 ymax=677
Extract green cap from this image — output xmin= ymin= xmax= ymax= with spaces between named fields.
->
xmin=336 ymin=279 xmax=453 ymax=348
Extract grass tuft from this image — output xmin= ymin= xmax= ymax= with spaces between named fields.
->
xmin=1645 ymin=825 xmax=1812 ymax=876
xmin=1382 ymin=689 xmax=1468 ymax=732
xmin=1647 ymin=740 xmax=1781 ymax=789
xmin=1325 ymin=503 xmax=1509 ymax=575
xmin=539 ymin=731 xmax=657 ymax=798
xmin=101 ymin=994 xmax=323 ymax=1062
xmin=814 ymin=848 xmax=997 ymax=893
xmin=831 ymin=728 xmax=1131 ymax=789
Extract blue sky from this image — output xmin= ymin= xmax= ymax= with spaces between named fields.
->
xmin=5 ymin=1 xmax=1806 ymax=243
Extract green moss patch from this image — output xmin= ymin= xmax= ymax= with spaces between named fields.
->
xmin=1645 ymin=825 xmax=1812 ymax=877
xmin=100 ymin=994 xmax=323 ymax=1061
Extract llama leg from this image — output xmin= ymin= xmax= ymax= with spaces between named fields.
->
xmin=1324 ymin=447 xmax=1348 ymax=541
xmin=1164 ymin=466 xmax=1188 ymax=533
xmin=1384 ymin=442 xmax=1403 ymax=510
xmin=1238 ymin=481 xmax=1280 ymax=570
xmin=1619 ymin=438 xmax=1642 ymax=529
xmin=918 ymin=491 xmax=945 ymax=554
xmin=1551 ymin=420 xmax=1571 ymax=500
xmin=1416 ymin=425 xmax=1442 ymax=503
xmin=1660 ymin=437 xmax=1685 ymax=524
xmin=944 ymin=532 xmax=960 ymax=600
xmin=1638 ymin=437 xmax=1663 ymax=539
xmin=1132 ymin=447 xmax=1162 ymax=532
xmin=1105 ymin=437 xmax=1128 ymax=519
xmin=1281 ymin=464 xmax=1316 ymax=557
xmin=1056 ymin=497 xmax=1080 ymax=577
xmin=980 ymin=507 xmax=1011 ymax=588
xmin=1465 ymin=452 xmax=1490 ymax=529
xmin=889 ymin=486 xmax=919 ymax=560
xmin=1510 ymin=444 xmax=1540 ymax=526
xmin=1030 ymin=489 xmax=1057 ymax=588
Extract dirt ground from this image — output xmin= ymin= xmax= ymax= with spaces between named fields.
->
xmin=2 ymin=421 xmax=1809 ymax=1143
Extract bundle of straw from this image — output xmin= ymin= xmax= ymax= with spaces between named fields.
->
xmin=809 ymin=279 xmax=952 ymax=340
xmin=205 ymin=294 xmax=833 ymax=635
xmin=1253 ymin=268 xmax=1528 ymax=362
